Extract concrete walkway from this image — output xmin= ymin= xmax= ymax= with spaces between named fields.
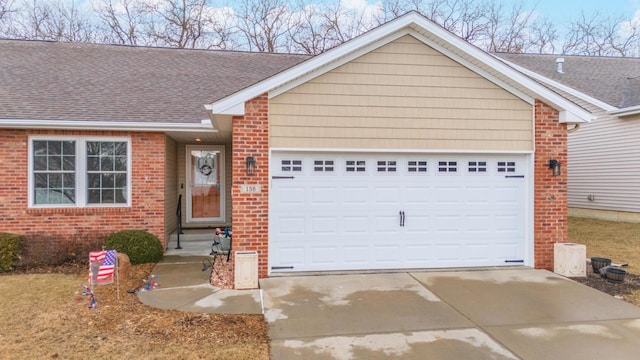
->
xmin=137 ymin=255 xmax=263 ymax=314
xmin=261 ymin=269 xmax=640 ymax=360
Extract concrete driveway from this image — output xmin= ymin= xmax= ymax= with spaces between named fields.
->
xmin=260 ymin=269 xmax=640 ymax=359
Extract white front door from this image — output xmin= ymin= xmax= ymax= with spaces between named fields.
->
xmin=269 ymin=152 xmax=528 ymax=272
xmin=186 ymin=145 xmax=225 ymax=223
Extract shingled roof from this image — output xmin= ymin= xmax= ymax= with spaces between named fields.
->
xmin=494 ymin=53 xmax=640 ymax=109
xmin=0 ymin=39 xmax=309 ymax=123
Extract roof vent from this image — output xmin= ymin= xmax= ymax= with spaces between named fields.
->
xmin=556 ymin=57 xmax=565 ymax=73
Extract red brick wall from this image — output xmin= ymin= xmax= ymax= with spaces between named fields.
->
xmin=534 ymin=100 xmax=568 ymax=270
xmin=232 ymin=94 xmax=270 ymax=279
xmin=0 ymin=129 xmax=166 ymax=246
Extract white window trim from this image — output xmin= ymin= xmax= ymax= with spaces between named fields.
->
xmin=28 ymin=135 xmax=132 ymax=208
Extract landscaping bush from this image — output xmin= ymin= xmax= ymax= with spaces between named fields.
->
xmin=104 ymin=230 xmax=163 ymax=265
xmin=14 ymin=232 xmax=106 ymax=269
xmin=0 ymin=233 xmax=22 ymax=272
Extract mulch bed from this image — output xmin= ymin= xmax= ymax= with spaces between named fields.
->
xmin=573 ymin=265 xmax=640 ymax=301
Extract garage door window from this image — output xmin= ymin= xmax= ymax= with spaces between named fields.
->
xmin=376 ymin=160 xmax=397 ymax=172
xmin=438 ymin=161 xmax=457 ymax=173
xmin=346 ymin=160 xmax=366 ymax=173
xmin=313 ymin=160 xmax=335 ymax=172
xmin=281 ymin=160 xmax=303 ymax=172
xmin=497 ymin=161 xmax=516 ymax=173
xmin=408 ymin=160 xmax=428 ymax=173
xmin=468 ymin=161 xmax=487 ymax=173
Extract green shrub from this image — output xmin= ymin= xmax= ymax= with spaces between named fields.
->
xmin=104 ymin=230 xmax=163 ymax=265
xmin=0 ymin=233 xmax=22 ymax=272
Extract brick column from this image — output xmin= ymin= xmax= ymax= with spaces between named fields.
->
xmin=534 ymin=100 xmax=568 ymax=270
xmin=232 ymin=93 xmax=270 ymax=279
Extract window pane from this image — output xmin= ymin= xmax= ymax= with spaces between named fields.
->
xmin=87 ymin=156 xmax=99 ymax=171
xmin=35 ymin=173 xmax=47 ymax=188
xmin=114 ymin=156 xmax=127 ymax=171
xmin=102 ymin=174 xmax=114 ymax=187
xmin=100 ymin=157 xmax=114 ymax=171
xmin=49 ymin=156 xmax=61 ymax=171
xmin=101 ymin=189 xmax=115 ymax=203
xmin=88 ymin=173 xmax=100 ymax=188
xmin=62 ymin=189 xmax=75 ymax=204
xmin=34 ymin=156 xmax=47 ymax=171
xmin=101 ymin=142 xmax=115 ymax=156
xmin=115 ymin=173 xmax=126 ymax=187
xmin=63 ymin=141 xmax=75 ymax=155
xmin=33 ymin=141 xmax=47 ymax=155
xmin=114 ymin=142 xmax=127 ymax=156
xmin=63 ymin=173 xmax=75 ymax=188
xmin=49 ymin=190 xmax=64 ymax=204
xmin=49 ymin=173 xmax=62 ymax=188
xmin=34 ymin=189 xmax=48 ymax=204
xmin=88 ymin=189 xmax=101 ymax=203
xmin=47 ymin=141 xmax=61 ymax=155
xmin=116 ymin=188 xmax=127 ymax=203
xmin=63 ymin=155 xmax=75 ymax=171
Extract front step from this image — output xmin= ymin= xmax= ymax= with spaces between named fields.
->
xmin=166 ymin=229 xmax=215 ymax=256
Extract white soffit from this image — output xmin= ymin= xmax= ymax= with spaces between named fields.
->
xmin=206 ymin=11 xmax=593 ymax=123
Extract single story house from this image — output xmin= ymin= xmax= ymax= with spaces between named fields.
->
xmin=0 ymin=12 xmax=593 ymax=280
xmin=496 ymin=53 xmax=640 ymax=223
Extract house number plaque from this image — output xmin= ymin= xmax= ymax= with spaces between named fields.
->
xmin=240 ymin=184 xmax=262 ymax=194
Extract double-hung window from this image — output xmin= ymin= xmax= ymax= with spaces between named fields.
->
xmin=29 ymin=136 xmax=131 ymax=207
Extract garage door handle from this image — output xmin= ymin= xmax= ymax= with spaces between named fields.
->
xmin=272 ymin=176 xmax=295 ymax=179
xmin=505 ymin=175 xmax=524 ymax=178
xmin=399 ymin=211 xmax=405 ymax=227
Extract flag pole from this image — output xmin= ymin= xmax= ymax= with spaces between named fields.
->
xmin=116 ymin=252 xmax=120 ymax=301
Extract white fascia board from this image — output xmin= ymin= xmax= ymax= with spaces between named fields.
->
xmin=0 ymin=119 xmax=218 ymax=132
xmin=496 ymin=57 xmax=616 ymax=114
xmin=609 ymin=105 xmax=640 ymax=117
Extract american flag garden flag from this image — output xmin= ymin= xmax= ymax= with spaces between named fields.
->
xmin=89 ymin=250 xmax=118 ymax=285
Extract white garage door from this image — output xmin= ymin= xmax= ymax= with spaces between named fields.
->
xmin=269 ymin=152 xmax=528 ymax=272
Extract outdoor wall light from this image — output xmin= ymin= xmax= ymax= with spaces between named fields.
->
xmin=246 ymin=156 xmax=256 ymax=175
xmin=548 ymin=159 xmax=561 ymax=176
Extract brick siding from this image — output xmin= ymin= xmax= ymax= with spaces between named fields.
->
xmin=231 ymin=94 xmax=270 ymax=279
xmin=0 ymin=129 xmax=166 ymax=247
xmin=534 ymin=100 xmax=568 ymax=270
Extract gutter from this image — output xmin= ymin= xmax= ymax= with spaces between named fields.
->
xmin=609 ymin=105 xmax=640 ymax=117
xmin=0 ymin=119 xmax=218 ymax=132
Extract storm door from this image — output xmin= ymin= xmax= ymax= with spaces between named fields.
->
xmin=186 ymin=145 xmax=224 ymax=222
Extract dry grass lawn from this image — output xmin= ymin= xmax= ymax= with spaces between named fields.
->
xmin=568 ymin=217 xmax=640 ymax=275
xmin=0 ymin=264 xmax=269 ymax=359
xmin=569 ymin=217 xmax=640 ymax=306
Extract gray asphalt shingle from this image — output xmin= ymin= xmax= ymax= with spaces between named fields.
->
xmin=495 ymin=53 xmax=640 ymax=108
xmin=0 ymin=40 xmax=309 ymax=123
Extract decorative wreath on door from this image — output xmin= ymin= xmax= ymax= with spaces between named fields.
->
xmin=199 ymin=164 xmax=213 ymax=176
xmin=197 ymin=153 xmax=214 ymax=176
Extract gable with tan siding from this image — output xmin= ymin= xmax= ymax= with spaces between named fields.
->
xmin=270 ymin=35 xmax=533 ymax=151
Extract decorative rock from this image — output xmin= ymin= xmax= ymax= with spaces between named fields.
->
xmin=117 ymin=252 xmax=131 ymax=281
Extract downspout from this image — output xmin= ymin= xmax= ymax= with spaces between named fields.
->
xmin=567 ymin=123 xmax=581 ymax=133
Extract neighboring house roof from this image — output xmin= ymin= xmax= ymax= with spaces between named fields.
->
xmin=495 ymin=53 xmax=640 ymax=114
xmin=0 ymin=39 xmax=308 ymax=125
xmin=207 ymin=11 xmax=594 ymax=124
